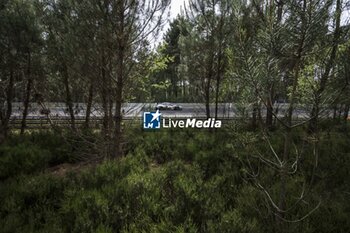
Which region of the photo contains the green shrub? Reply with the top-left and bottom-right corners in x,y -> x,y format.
0,144 -> 52,179
0,174 -> 65,233
0,128 -> 349,232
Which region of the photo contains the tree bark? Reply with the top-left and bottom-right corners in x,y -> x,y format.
114,0 -> 125,158
333,105 -> 338,121
20,52 -> 32,135
100,51 -> 109,135
99,50 -> 114,158
0,63 -> 14,143
252,103 -> 258,129
266,0 -> 284,130
344,104 -> 350,121
266,85 -> 274,129
215,50 -> 222,119
278,62 -> 301,233
277,0 -> 306,228
84,81 -> 94,128
308,0 -> 342,132
214,78 -> 220,119
62,63 -> 75,131
205,54 -> 214,119
205,83 -> 210,119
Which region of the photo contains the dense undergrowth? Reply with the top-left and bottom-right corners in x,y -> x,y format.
0,124 -> 349,233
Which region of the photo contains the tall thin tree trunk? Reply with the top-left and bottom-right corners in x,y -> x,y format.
114,0 -> 125,158
215,52 -> 222,119
278,64 -> 300,233
84,81 -> 94,128
252,104 -> 258,129
309,0 -> 341,132
205,65 -> 211,119
214,77 -> 220,119
0,63 -> 14,143
21,52 -> 32,135
266,0 -> 282,130
205,54 -> 214,119
0,123 -> 5,144
344,104 -> 350,122
172,72 -> 178,100
100,51 -> 113,158
62,63 -> 75,131
333,105 -> 337,121
100,52 -> 109,135
266,83 -> 274,129
115,61 -> 123,158
277,0 -> 306,226
205,83 -> 210,119
182,77 -> 186,101
215,18 -> 224,120
338,105 -> 342,120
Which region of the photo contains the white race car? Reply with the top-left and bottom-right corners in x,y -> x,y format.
155,102 -> 182,110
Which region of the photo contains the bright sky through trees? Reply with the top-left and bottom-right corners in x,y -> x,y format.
157,0 -> 349,46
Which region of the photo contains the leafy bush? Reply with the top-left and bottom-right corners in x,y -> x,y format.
0,174 -> 65,233
0,144 -> 51,179
0,128 -> 349,232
